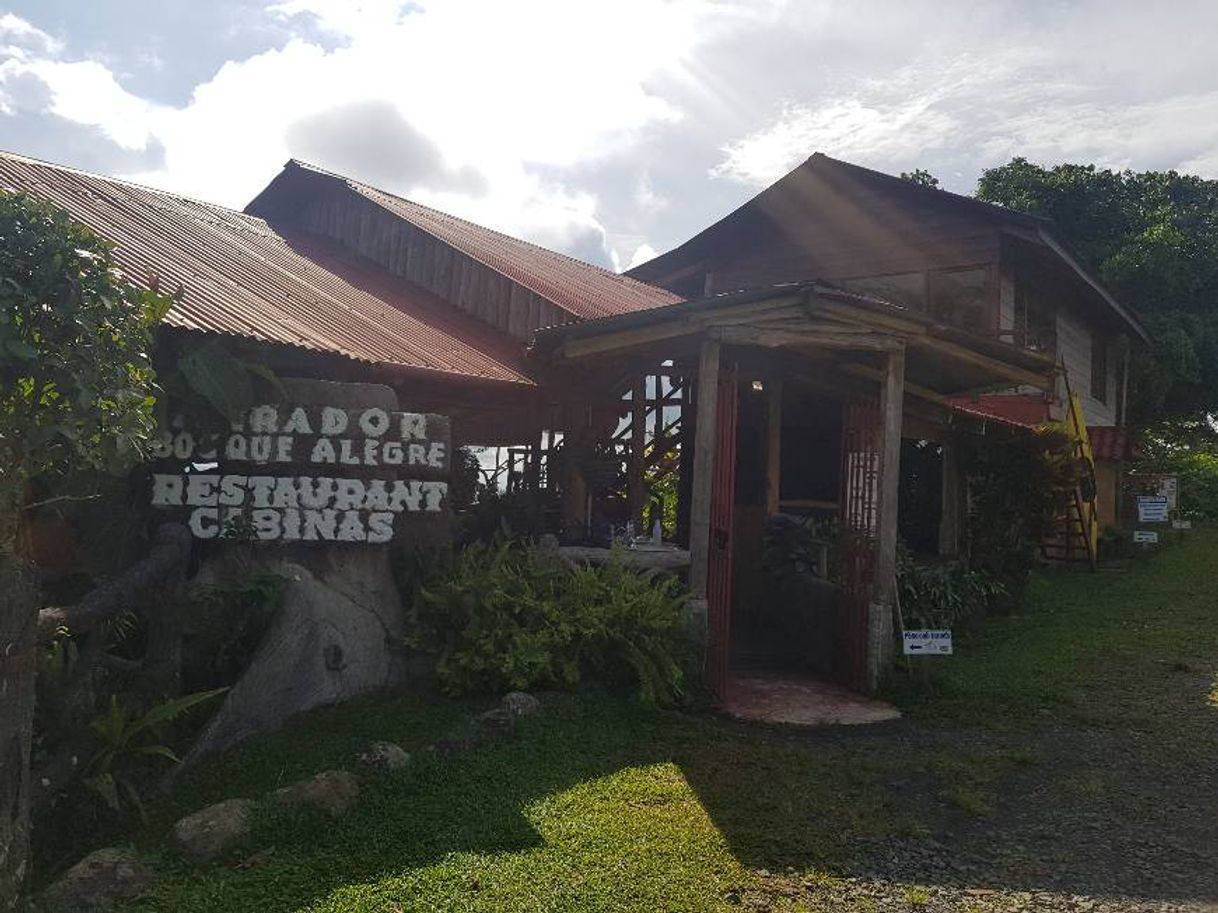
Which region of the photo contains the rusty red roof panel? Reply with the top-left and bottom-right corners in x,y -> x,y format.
0,151 -> 534,386
948,393 -> 1049,428
287,162 -> 683,321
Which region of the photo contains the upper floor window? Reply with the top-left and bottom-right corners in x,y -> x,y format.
1013,280 -> 1057,354
929,267 -> 992,335
837,272 -> 926,312
1091,332 -> 1109,404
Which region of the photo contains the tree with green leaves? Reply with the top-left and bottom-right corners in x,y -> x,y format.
0,191 -> 170,909
976,159 -> 1218,425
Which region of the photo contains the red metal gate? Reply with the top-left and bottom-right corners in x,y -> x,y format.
705,366 -> 739,702
839,396 -> 880,691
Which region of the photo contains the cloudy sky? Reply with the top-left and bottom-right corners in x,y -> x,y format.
2,1 -> 1217,271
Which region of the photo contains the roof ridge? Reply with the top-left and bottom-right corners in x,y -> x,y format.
0,147 -> 265,224
810,152 -> 1051,227
288,158 -> 674,292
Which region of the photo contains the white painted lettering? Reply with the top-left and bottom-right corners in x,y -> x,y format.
320,407 -> 348,435
185,474 -> 220,506
358,408 -> 389,437
366,511 -> 395,543
249,405 -> 278,433
310,438 -> 336,464
281,406 -> 312,435
188,507 -> 220,539
151,474 -> 184,506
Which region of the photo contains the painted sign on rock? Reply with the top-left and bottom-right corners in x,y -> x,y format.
148,403 -> 450,543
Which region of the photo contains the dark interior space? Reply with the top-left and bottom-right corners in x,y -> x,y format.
731,383 -> 843,677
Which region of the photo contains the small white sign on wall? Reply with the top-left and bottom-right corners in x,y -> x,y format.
903,630 -> 953,655
1171,519 -> 1192,530
1133,530 -> 1159,544
1136,496 -> 1170,523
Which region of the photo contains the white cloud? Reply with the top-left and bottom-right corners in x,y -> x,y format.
1,1 -> 734,265
4,0 -> 1218,266
0,13 -> 61,58
19,59 -> 163,150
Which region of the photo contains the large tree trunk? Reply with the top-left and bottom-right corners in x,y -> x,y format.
0,558 -> 37,911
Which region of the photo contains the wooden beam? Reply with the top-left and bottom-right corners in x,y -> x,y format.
938,440 -> 961,557
553,296 -> 804,360
910,335 -> 1052,389
628,377 -> 646,531
687,338 -> 721,607
840,364 -> 952,407
869,344 -> 906,691
814,300 -> 928,335
766,378 -> 782,516
710,326 -> 903,351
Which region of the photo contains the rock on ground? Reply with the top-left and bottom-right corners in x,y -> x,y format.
475,707 -> 516,745
500,692 -> 541,718
272,770 -> 360,817
42,847 -> 155,912
356,741 -> 410,774
172,798 -> 253,865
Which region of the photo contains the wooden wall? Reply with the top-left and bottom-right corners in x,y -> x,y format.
1057,304 -> 1117,426
296,187 -> 571,342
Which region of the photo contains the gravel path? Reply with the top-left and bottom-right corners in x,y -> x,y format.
734,658 -> 1218,913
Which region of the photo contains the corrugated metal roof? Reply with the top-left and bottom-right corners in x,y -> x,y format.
288,161 -> 683,321
0,150 -> 534,386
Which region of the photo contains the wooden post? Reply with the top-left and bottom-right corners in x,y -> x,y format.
687,338 -> 721,609
869,344 -> 905,690
765,378 -> 783,516
0,558 -> 37,909
938,440 -> 960,557
628,377 -> 646,531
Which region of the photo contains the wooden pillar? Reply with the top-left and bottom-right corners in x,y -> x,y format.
675,364 -> 693,546
628,377 -> 646,531
869,345 -> 905,690
687,338 -> 721,607
765,379 -> 783,516
938,440 -> 960,557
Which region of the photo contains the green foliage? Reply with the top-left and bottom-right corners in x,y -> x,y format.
976,159 -> 1218,422
183,574 -> 285,692
456,487 -> 561,545
896,546 -> 1007,629
0,191 -> 172,547
900,168 -> 940,188
409,540 -> 688,704
762,513 -> 837,584
82,688 -> 227,820
958,428 -> 1064,601
1137,420 -> 1218,520
160,337 -> 285,427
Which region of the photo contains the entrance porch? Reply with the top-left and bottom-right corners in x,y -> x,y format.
531,282 -> 1056,700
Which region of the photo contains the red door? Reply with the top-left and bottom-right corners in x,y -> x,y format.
705,366 -> 739,703
839,396 -> 880,691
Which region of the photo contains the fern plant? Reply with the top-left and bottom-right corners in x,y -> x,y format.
409,540 -> 688,705
83,688 -> 226,820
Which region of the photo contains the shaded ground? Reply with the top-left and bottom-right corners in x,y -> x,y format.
88,531 -> 1218,912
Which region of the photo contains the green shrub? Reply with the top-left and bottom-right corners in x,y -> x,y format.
897,548 -> 1007,629
408,540 -> 688,705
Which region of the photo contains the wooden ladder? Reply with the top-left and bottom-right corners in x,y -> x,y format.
1041,370 -> 1099,569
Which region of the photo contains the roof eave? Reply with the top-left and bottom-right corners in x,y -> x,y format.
1033,228 -> 1151,345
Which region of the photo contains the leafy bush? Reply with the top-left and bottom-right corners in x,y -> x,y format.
82,688 -> 226,820
1138,422 -> 1218,520
408,540 -> 688,704
897,547 -> 1007,629
958,427 -> 1064,601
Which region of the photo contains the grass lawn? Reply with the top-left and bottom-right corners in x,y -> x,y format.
75,531 -> 1218,911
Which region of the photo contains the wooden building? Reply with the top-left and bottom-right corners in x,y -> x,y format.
1,148 -> 1148,698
